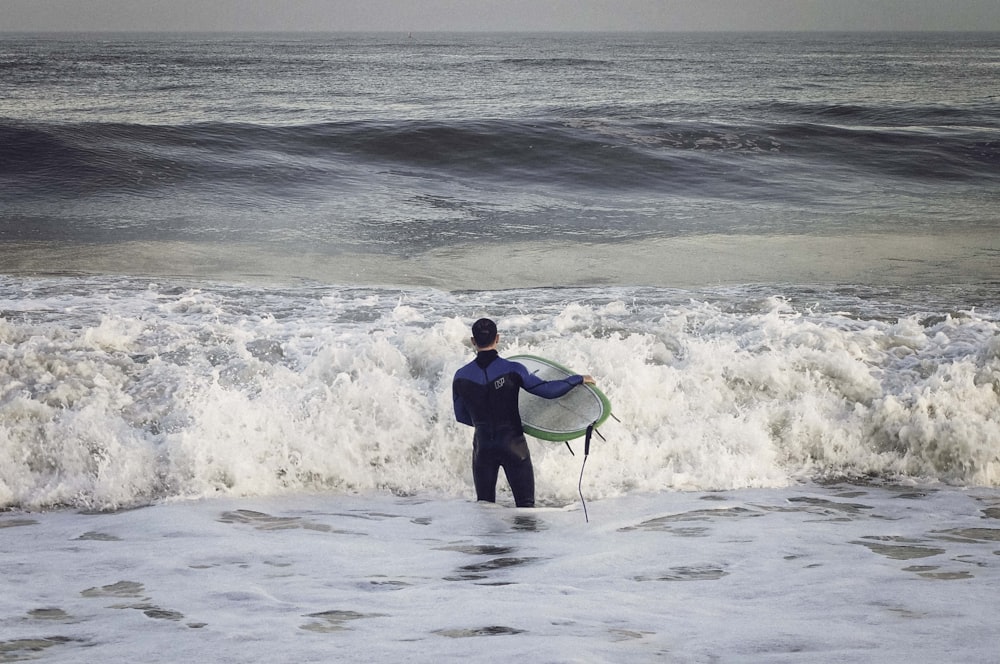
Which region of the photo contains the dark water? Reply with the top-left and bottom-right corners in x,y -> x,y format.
1,32 -> 998,284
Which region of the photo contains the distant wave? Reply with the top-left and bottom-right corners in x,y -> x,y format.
760,100 -> 997,127
499,57 -> 612,67
2,117 -> 997,202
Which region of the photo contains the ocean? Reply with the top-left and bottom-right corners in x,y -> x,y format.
1,31 -> 999,662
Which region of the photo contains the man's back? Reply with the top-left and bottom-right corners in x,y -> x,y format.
452,350 -> 526,445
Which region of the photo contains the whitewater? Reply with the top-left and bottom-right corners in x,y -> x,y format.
1,279 -> 999,509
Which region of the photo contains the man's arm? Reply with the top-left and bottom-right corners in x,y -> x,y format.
517,364 -> 585,399
452,381 -> 474,426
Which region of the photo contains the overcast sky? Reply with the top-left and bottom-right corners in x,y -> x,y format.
3,0 -> 1000,33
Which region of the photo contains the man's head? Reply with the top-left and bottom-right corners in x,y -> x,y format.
471,318 -> 498,349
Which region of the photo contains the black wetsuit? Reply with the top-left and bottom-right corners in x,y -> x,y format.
452,350 -> 583,507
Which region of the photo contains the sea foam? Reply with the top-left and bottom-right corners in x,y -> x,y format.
2,279 -> 998,510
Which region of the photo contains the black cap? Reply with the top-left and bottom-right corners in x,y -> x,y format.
471,318 -> 498,348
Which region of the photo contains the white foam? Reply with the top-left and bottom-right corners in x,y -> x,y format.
1,279 -> 999,510
1,486 -> 998,663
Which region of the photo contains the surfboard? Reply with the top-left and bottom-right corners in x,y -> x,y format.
508,354 -> 612,442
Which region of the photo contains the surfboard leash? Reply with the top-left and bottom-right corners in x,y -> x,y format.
576,416 -> 619,522
566,424 -> 607,456
579,423 -> 595,522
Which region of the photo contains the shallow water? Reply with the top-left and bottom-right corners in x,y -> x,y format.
2,485 -> 999,663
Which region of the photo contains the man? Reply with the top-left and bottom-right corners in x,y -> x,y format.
452,318 -> 594,507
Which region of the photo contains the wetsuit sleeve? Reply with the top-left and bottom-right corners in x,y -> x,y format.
516,363 -> 584,399
452,378 -> 474,426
